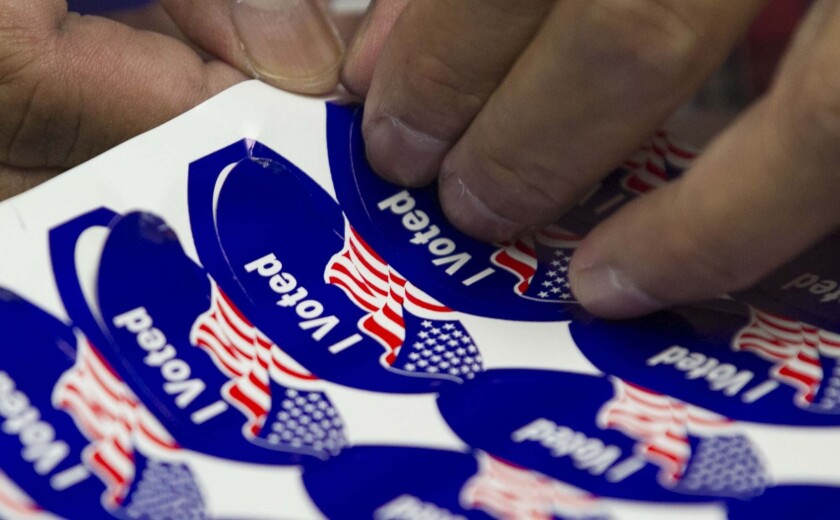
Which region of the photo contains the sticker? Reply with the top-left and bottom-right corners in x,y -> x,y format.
570,301 -> 840,424
734,233 -> 840,334
325,104 -> 581,322
558,131 -> 695,235
437,369 -> 768,503
303,446 -> 610,520
0,288 -> 207,519
50,209 -> 348,464
188,141 -> 483,393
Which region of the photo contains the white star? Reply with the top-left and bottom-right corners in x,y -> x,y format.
538,291 -> 549,298
434,345 -> 446,352
417,360 -> 429,368
431,355 -> 442,363
413,342 -> 425,349
559,266 -> 569,273
461,337 -> 472,344
440,361 -> 450,369
418,331 -> 429,339
452,331 -> 463,338
547,270 -> 558,278
443,323 -> 456,330
428,367 -> 440,373
455,348 -> 466,356
404,363 -> 416,371
430,327 -> 441,335
448,340 -> 459,347
409,353 -> 420,361
560,292 -> 571,299
550,287 -> 561,294
542,280 -> 554,287
554,249 -> 563,257
439,333 -> 451,341
551,260 -> 561,267
449,368 -> 460,375
426,338 -> 437,345
422,320 -> 433,328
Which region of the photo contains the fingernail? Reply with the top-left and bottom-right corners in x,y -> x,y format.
364,115 -> 449,186
570,264 -> 666,319
438,168 -> 525,242
232,0 -> 343,94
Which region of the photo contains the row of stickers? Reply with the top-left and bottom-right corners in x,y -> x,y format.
2,88 -> 839,519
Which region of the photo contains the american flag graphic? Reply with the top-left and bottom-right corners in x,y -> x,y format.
461,452 -> 604,520
325,223 -> 482,382
621,131 -> 696,195
52,341 -> 178,507
598,379 -> 767,498
733,308 -> 840,409
191,284 -> 347,457
490,225 -> 580,303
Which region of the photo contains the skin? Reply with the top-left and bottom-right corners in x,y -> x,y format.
0,0 -> 346,198
343,0 -> 840,319
4,0 -> 839,321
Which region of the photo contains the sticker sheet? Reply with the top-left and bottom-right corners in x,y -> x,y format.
0,80 -> 838,520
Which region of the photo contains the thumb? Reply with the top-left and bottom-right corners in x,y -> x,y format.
569,0 -> 840,318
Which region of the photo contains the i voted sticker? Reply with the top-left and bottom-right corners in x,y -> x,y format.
0,288 -> 207,519
50,209 -> 349,465
325,104 -> 582,322
188,140 -> 483,393
437,369 -> 768,503
559,131 -> 695,235
303,446 -> 609,520
735,233 -> 840,334
570,302 -> 840,425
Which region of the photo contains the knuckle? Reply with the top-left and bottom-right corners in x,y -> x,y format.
398,47 -> 486,137
790,62 -> 840,159
465,138 -> 584,225
582,0 -> 704,92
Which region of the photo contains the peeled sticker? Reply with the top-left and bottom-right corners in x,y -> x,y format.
324,104 -> 581,322
50,209 -> 348,465
188,140 -> 485,393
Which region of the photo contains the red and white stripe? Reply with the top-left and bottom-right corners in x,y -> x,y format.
734,309 -> 840,405
490,225 -> 581,296
622,131 -> 696,194
598,379 -> 730,485
191,285 -> 316,437
53,341 -> 177,507
0,471 -> 48,518
461,452 -> 601,520
325,223 -> 452,365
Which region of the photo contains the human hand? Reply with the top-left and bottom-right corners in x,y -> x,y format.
0,0 -> 344,199
342,0 -> 840,319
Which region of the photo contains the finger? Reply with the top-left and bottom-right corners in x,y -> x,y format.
569,0 -> 840,318
360,0 -> 557,186
341,0 -> 411,97
0,165 -> 60,201
160,0 -> 343,94
438,0 -> 767,242
0,0 -> 244,170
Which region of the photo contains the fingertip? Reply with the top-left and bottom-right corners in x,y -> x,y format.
438,166 -> 526,243
569,251 -> 667,319
362,114 -> 448,187
231,0 -> 344,95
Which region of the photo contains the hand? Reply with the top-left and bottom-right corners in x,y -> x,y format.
343,0 -> 840,318
0,0 -> 344,199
